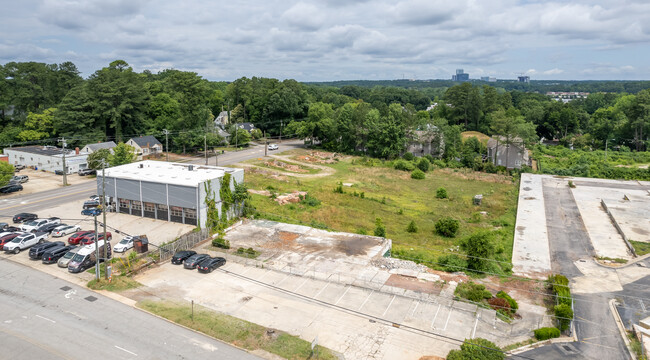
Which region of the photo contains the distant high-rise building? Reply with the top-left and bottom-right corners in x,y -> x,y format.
452,69 -> 469,81
518,76 -> 530,83
481,76 -> 497,82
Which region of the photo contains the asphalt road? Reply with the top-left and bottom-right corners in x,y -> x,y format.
0,257 -> 259,360
185,139 -> 305,166
516,180 -> 628,360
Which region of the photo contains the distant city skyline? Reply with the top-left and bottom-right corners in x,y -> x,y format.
1,0 -> 649,81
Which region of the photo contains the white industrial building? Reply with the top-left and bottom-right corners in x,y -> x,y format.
3,145 -> 89,173
97,161 -> 244,227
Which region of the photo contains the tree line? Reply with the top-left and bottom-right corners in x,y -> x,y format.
1,60 -> 648,158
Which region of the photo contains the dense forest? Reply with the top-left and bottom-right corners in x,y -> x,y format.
1,60 -> 649,163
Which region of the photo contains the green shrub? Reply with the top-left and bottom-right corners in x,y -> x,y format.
433,159 -> 446,168
534,327 -> 561,340
374,217 -> 386,237
468,212 -> 482,223
454,282 -> 492,302
417,157 -> 430,172
212,237 -> 230,249
436,187 -> 448,199
424,154 -> 435,164
435,217 -> 459,237
357,228 -> 367,235
300,194 -> 321,206
496,291 -> 518,312
406,220 -> 418,233
402,152 -> 415,161
549,274 -> 572,306
394,159 -> 415,171
411,169 -> 425,179
360,192 -> 365,198
554,303 -> 573,331
237,247 -> 245,254
446,338 -> 504,360
438,254 -> 467,272
246,247 -> 256,255
333,182 -> 344,193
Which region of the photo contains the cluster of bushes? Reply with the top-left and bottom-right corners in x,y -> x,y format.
549,274 -> 574,331
534,327 -> 561,341
455,282 -> 492,302
435,217 -> 459,237
446,338 -> 504,360
454,282 -> 519,319
212,237 -> 230,249
436,187 -> 448,199
299,194 -> 321,206
236,247 -> 259,258
438,254 -> 468,272
394,154 -> 433,179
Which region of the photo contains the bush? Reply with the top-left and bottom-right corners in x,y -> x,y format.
402,152 -> 415,161
212,237 -> 230,249
534,327 -> 561,340
482,161 -> 497,173
460,231 -> 496,272
417,157 -> 430,172
454,282 -> 492,302
433,159 -> 446,168
411,169 -> 425,179
394,159 -> 415,171
374,217 -> 386,237
436,187 -> 448,199
438,254 -> 468,272
333,181 -> 344,193
446,338 -> 504,360
554,303 -> 573,331
300,194 -> 321,206
424,154 -> 435,164
496,291 -> 518,312
406,220 -> 418,233
549,274 -> 572,306
435,217 -> 459,237
488,297 -> 510,313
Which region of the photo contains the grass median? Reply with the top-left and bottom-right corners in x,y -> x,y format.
139,300 -> 337,360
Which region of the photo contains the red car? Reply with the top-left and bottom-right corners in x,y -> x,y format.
68,230 -> 94,245
80,231 -> 112,245
0,233 -> 22,250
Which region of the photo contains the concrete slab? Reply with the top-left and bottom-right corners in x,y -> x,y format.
513,173 -> 552,278
571,260 -> 624,294
604,190 -> 650,243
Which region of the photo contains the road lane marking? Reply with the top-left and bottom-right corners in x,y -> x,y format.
64,290 -> 77,299
35,315 -> 56,323
443,306 -> 452,331
579,340 -> 619,350
382,295 -> 396,317
0,188 -> 93,212
115,345 -> 138,356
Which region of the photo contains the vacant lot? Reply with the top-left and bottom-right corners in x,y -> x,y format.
242,149 -> 518,269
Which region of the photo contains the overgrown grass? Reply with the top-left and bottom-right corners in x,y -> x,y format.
631,241 -> 650,256
87,276 -> 141,292
597,256 -> 628,264
249,159 -> 322,174
139,300 -> 337,360
244,149 -> 518,271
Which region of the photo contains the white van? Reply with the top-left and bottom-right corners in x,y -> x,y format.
67,240 -> 111,273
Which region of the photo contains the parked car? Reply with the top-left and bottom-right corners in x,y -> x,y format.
11,175 -> 28,183
14,165 -> 25,171
29,241 -> 65,260
4,226 -> 21,232
268,144 -> 279,150
0,222 -> 8,230
171,250 -> 197,265
0,184 -> 23,193
0,233 -> 23,249
52,225 -> 81,237
78,168 -> 96,176
81,208 -> 102,216
80,231 -> 112,245
34,222 -> 66,234
68,240 -> 111,273
68,230 -> 94,245
113,236 -> 136,253
83,200 -> 100,209
54,170 -> 64,175
197,257 -> 226,273
58,247 -> 82,268
42,245 -> 76,264
21,218 -> 60,232
3,232 -> 48,254
183,254 -> 210,269
13,213 -> 37,223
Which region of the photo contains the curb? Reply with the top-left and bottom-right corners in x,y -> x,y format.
507,335 -> 577,355
609,298 -> 636,360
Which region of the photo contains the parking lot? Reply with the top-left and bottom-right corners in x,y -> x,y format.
1,168 -> 95,197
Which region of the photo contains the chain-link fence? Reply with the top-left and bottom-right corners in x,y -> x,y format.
159,228 -> 210,261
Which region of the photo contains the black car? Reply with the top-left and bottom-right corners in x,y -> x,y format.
29,241 -> 65,260
183,254 -> 210,269
13,213 -> 37,223
83,200 -> 100,209
78,168 -> 96,176
4,226 -> 21,232
42,245 -> 76,264
0,222 -> 8,230
0,184 -> 23,193
35,222 -> 66,234
171,250 -> 197,265
54,170 -> 64,175
197,257 -> 226,273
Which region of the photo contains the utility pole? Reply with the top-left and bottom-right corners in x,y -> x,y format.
264,131 -> 268,157
59,137 -> 68,186
101,160 -> 108,280
215,149 -> 218,166
280,120 -> 283,143
94,212 -> 99,281
163,129 -> 170,162
204,134 -> 207,165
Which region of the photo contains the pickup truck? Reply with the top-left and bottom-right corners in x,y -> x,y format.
3,232 -> 49,254
20,217 -> 61,232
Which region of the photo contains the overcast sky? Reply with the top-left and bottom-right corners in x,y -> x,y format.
1,0 -> 649,81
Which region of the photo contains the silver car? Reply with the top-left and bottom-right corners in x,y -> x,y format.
57,247 -> 82,268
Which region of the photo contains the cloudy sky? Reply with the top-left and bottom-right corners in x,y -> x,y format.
1,0 -> 649,81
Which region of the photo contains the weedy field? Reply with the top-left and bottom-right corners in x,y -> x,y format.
242,149 -> 519,273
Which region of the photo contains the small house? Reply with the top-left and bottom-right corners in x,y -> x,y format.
487,136 -> 530,169
81,141 -> 117,154
127,136 -> 163,160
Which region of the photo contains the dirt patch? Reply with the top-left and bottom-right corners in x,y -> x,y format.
278,231 -> 299,243
274,191 -> 308,205
265,160 -> 308,173
384,274 -> 442,294
480,276 -> 551,305
419,356 -> 445,360
261,231 -> 300,250
294,151 -> 342,164
334,236 -> 377,256
438,168 -> 512,184
249,189 -> 271,196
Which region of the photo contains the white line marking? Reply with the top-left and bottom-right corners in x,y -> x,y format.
382,295 -> 396,317
35,315 -> 55,323
64,290 -> 76,299
335,286 -> 351,305
471,313 -> 480,338
431,304 -> 441,329
115,345 -> 138,356
443,306 -> 452,331
640,299 -> 647,312
257,269 -> 272,281
358,290 -> 374,311
294,278 -> 309,292
410,301 -> 420,318
313,281 -> 331,299
275,274 -> 289,287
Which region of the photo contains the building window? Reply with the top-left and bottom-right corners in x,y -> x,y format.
184,208 -> 196,219
119,199 -> 130,208
144,202 -> 155,212
170,207 -> 182,217
132,201 -> 142,211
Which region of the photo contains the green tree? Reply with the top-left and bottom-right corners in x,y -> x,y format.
87,148 -> 111,170
554,303 -> 574,331
374,217 -> 386,237
24,107 -> 56,136
0,162 -> 15,187
109,143 -> 136,166
446,338 -> 504,360
366,103 -> 407,159
460,231 -> 496,272
490,108 -> 536,167
230,128 -> 252,147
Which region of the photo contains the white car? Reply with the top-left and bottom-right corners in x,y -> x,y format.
20,217 -> 60,232
3,232 -> 48,254
52,225 -> 81,237
113,236 -> 135,253
268,144 -> 278,150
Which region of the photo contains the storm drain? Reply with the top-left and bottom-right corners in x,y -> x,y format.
85,296 -> 98,302
558,343 -> 578,355
60,286 -> 72,291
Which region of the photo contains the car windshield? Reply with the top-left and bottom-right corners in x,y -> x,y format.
10,237 -> 23,243
71,254 -> 85,262
119,239 -> 130,245
62,251 -> 75,259
24,220 -> 36,226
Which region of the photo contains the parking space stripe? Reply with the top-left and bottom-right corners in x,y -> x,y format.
471,313 -> 479,338
294,278 -> 309,292
443,306 -> 452,331
431,304 -> 441,329
313,281 -> 331,299
275,274 -> 289,286
335,285 -> 351,305
358,290 -> 374,311
256,269 -> 272,281
410,301 -> 420,318
381,295 -> 396,317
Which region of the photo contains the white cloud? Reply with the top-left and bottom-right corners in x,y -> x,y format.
543,68 -> 564,75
